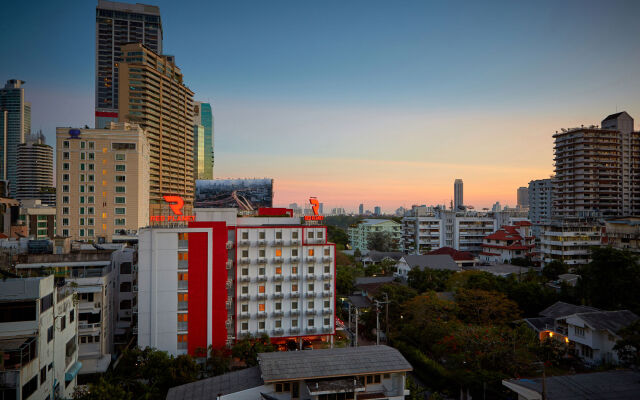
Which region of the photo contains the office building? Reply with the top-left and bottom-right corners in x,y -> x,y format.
454,179 -> 463,210
348,219 -> 403,252
552,112 -> 640,220
95,0 -> 162,128
517,186 -> 529,208
167,346 -> 412,400
358,203 -> 364,215
374,206 -> 381,216
0,79 -> 31,197
0,276 -> 79,400
18,199 -> 56,239
193,102 -> 214,179
118,42 -> 195,209
55,122 -> 150,242
15,243 -> 126,375
16,131 -> 55,206
528,178 -> 553,237
138,207 -> 336,356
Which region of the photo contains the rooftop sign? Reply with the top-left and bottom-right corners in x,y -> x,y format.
304,197 -> 324,221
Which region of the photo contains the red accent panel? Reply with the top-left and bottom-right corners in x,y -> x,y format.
189,221 -> 229,352
187,229 -> 208,355
95,111 -> 118,118
258,207 -> 293,217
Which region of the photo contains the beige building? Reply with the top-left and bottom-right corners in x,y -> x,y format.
56,122 -> 149,242
118,42 -> 195,213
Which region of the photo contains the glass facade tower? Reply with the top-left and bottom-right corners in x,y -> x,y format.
0,79 -> 31,197
193,102 -> 214,179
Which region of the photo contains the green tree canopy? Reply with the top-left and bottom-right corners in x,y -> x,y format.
367,231 -> 395,252
542,260 -> 568,281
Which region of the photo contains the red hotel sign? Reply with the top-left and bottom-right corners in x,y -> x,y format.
150,195 -> 195,222
304,197 -> 324,221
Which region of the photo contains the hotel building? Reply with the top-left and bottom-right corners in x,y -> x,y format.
138,208 -> 336,356
55,122 -> 150,242
118,42 -> 195,210
95,0 -> 162,128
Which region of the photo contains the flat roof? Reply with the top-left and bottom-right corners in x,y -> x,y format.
258,345 -> 412,383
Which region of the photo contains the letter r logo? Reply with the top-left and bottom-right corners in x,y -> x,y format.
309,197 -> 319,216
163,195 -> 184,215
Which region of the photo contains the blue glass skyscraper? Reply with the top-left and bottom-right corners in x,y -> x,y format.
193,101 -> 214,179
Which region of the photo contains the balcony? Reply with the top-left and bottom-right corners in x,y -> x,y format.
226,241 -> 234,250
322,290 -> 333,297
239,258 -> 250,265
178,301 -> 188,311
177,321 -> 188,332
78,322 -> 101,331
0,337 -> 37,371
239,312 -> 251,319
291,256 -> 299,263
322,273 -> 332,279
178,280 -> 188,290
290,239 -> 300,246
322,308 -> 333,315
239,275 -> 250,282
305,292 -> 317,298
272,257 -> 284,264
272,292 -> 284,299
258,258 -> 267,264
273,239 -> 283,246
239,293 -> 250,301
271,310 -> 284,317
290,309 -> 300,316
306,257 -> 316,263
322,256 -> 332,262
273,328 -> 284,335
257,275 -> 268,282
226,260 -> 233,270
178,240 -> 188,249
238,239 -> 250,247
290,292 -> 301,298
272,275 -> 284,282
305,274 -> 316,281
305,309 -> 317,316
257,311 -> 267,318
178,260 -> 188,270
258,239 -> 267,246
306,327 -> 317,333
290,327 -> 300,334
257,292 -> 267,300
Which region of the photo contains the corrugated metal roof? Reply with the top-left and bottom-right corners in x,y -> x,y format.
166,367 -> 263,400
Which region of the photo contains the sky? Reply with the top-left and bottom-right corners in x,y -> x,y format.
2,0 -> 640,212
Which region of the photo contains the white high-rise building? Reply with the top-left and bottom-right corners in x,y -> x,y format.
528,178 -> 553,237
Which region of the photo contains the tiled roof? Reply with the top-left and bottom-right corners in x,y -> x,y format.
538,301 -> 599,318
401,254 -> 460,271
258,345 -> 412,382
427,247 -> 474,261
166,367 -> 263,400
576,310 -> 639,334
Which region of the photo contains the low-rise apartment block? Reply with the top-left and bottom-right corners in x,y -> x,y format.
0,276 -> 79,400
539,223 -> 602,267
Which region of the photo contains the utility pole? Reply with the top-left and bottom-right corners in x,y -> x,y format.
375,301 -> 380,345
384,292 -> 389,343
354,307 -> 359,347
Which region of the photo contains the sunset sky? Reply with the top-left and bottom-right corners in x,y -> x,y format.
3,0 -> 640,212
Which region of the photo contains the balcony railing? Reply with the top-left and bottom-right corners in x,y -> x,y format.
78,322 -> 101,330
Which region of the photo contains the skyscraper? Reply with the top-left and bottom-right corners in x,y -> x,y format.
0,79 -> 30,197
374,206 -> 381,216
358,203 -> 364,215
16,131 -> 55,206
517,187 -> 529,208
95,0 -> 162,128
118,42 -> 195,210
552,112 -> 640,220
454,179 -> 463,210
193,102 -> 214,179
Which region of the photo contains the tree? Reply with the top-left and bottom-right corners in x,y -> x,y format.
511,257 -> 533,267
327,225 -> 349,248
336,265 -> 356,295
367,231 -> 395,252
455,288 -> 521,325
203,346 -> 232,377
73,378 -> 132,400
577,247 -> 640,314
614,319 -> 640,367
408,268 -> 455,293
542,260 -> 568,281
354,248 -> 362,259
231,334 -> 275,366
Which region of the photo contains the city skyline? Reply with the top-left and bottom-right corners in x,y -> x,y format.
3,0 -> 640,209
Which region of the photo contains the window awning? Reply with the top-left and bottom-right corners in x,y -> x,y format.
65,361 -> 83,381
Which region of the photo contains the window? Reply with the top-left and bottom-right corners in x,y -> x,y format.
40,293 -> 53,313
292,301 -> 298,310
40,366 -> 47,384
292,319 -> 298,327
63,174 -> 69,182
241,304 -> 248,312
88,185 -> 94,193
88,152 -> 95,160
62,207 -> 69,215
116,186 -> 126,193
292,231 -> 299,239
88,196 -> 94,204
115,207 -> 126,215
292,284 -> 298,292
308,249 -> 314,256
63,162 -> 70,170
259,267 -> 265,275
324,300 -> 330,308
259,321 -> 265,330
259,231 -> 265,239
62,196 -> 69,204
88,163 -> 95,171
22,375 -> 38,399
178,232 -> 188,240
89,142 -> 95,149
241,268 -> 248,276
275,383 -> 290,392
241,250 -> 248,257
112,143 -> 136,150
80,142 -> 86,149
575,326 -> 585,337
115,218 -> 126,225
308,231 -> 314,239
275,284 -> 282,293
259,285 -> 265,293
324,265 -> 330,273
275,267 -> 282,275
80,185 -> 85,193
88,218 -> 94,225
63,185 -> 69,193
308,319 -> 315,327
308,301 -> 314,309
308,283 -> 314,291
0,301 -> 36,322
317,231 -> 323,238
242,231 -> 248,239
116,164 -> 126,172
241,322 -> 248,331
88,207 -> 94,215
70,309 -> 75,323
115,175 -> 126,182
259,249 -> 265,257
292,266 -> 298,274
275,249 -> 282,257
275,320 -> 282,328
47,325 -> 54,342
63,141 -> 69,149
324,282 -> 331,291
276,231 -> 282,239
275,302 -> 282,310
115,153 -> 125,161
324,318 -> 330,326
292,249 -> 298,257
61,315 -> 66,331
259,304 -> 265,312
308,266 -> 314,274
324,248 -> 330,256
241,286 -> 248,294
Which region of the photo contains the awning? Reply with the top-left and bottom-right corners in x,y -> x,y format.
65,361 -> 83,381
75,285 -> 103,294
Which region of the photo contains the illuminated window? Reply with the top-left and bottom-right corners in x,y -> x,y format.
177,334 -> 187,342
292,266 -> 298,274
178,233 -> 188,240
102,159 -> 107,165
178,314 -> 188,322
102,224 -> 106,231
178,253 -> 188,261
102,147 -> 107,153
275,249 -> 282,257
178,293 -> 188,302
179,273 -> 188,281
259,304 -> 265,312
102,212 -> 107,218
275,267 -> 282,275
259,285 -> 265,293
308,249 -> 314,256
102,169 -> 107,175
102,180 -> 107,186
292,284 -> 298,292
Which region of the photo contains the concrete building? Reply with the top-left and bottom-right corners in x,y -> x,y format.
193,102 -> 214,180
373,206 -> 381,216
55,122 -> 150,242
358,203 -> 364,215
517,186 -> 529,208
454,179 -> 463,210
402,209 -> 496,254
18,199 -> 56,240
138,207 -> 336,357
0,79 -> 31,197
16,131 -> 55,207
15,245 -> 122,375
539,223 -> 602,267
167,346 -> 412,400
528,178 -> 553,237
95,0 -> 162,128
348,219 -> 402,252
118,42 -> 195,210
0,276 -> 79,400
604,217 -> 640,254
480,221 -> 535,264
552,112 -> 640,220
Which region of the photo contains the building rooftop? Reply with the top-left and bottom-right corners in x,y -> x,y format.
166,367 -> 263,400
258,345 -> 412,383
574,310 -> 639,335
348,295 -> 372,308
401,254 -> 460,271
427,247 -> 474,261
504,370 -> 640,400
472,264 -> 529,277
538,301 -> 600,319
362,251 -> 404,263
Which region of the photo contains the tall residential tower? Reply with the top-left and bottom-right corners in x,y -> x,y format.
95,0 -> 162,128
0,79 -> 31,197
16,131 -> 55,206
454,179 -> 463,210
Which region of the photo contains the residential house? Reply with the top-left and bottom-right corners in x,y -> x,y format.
426,247 -> 476,268
479,222 -> 535,264
395,254 -> 460,279
167,345 -> 412,400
